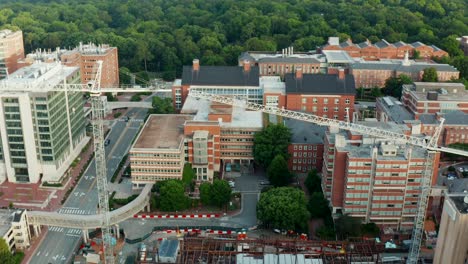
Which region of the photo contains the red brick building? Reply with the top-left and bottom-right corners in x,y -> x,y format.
351,59 -> 459,88
61,43 -> 119,88
0,30 -> 24,78
130,96 -> 262,188
173,59 -> 260,110
285,68 -> 356,121
322,121 -> 440,230
285,119 -> 325,173
239,48 -> 323,77
322,37 -> 448,59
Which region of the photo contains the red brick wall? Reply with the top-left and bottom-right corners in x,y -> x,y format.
331,150 -> 347,208
286,94 -> 354,121
287,143 -> 324,173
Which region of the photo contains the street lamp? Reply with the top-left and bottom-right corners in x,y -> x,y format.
349,243 -> 354,264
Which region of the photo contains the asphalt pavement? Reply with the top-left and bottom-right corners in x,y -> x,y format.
31,107 -> 148,264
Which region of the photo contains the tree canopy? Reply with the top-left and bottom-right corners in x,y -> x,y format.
383,74 -> 413,98
304,169 -> 321,194
253,124 -> 291,168
158,179 -> 189,211
267,154 -> 293,187
422,67 -> 439,82
0,0 -> 465,79
150,97 -> 174,114
198,180 -> 232,208
257,187 -> 309,232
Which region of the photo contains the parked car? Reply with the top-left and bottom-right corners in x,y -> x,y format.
228,180 -> 235,188
458,167 -> 464,172
104,139 -> 111,146
273,229 -> 281,234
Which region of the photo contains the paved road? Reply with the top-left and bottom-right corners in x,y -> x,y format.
31,107 -> 148,264
120,168 -> 267,240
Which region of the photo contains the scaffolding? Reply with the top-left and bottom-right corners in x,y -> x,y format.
179,237 -> 384,264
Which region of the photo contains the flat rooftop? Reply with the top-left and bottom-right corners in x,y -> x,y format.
133,114 -> 193,149
0,209 -> 24,237
449,195 -> 468,214
260,76 -> 285,94
0,62 -> 78,92
181,96 -> 263,129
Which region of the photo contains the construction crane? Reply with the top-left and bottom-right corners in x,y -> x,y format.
187,90 -> 468,264
1,61 -> 159,263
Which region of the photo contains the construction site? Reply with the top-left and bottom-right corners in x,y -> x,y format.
134,234 -> 386,264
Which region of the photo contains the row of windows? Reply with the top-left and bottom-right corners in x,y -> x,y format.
220,145 -> 253,149
293,145 -> 318,151
292,165 -> 313,171
371,211 -> 401,216
131,153 -> 181,158
373,196 -> 404,201
293,152 -> 318,158
345,193 -> 369,198
220,152 -> 251,157
372,204 -> 403,208
132,161 -> 181,166
133,168 -> 181,173
347,177 -> 371,183
292,159 -> 317,164
134,176 -> 180,181
301,98 -> 351,104
375,180 -> 406,185
220,138 -> 254,142
221,131 -> 255,135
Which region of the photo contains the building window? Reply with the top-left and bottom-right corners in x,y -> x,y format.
294,145 -> 297,150
324,98 -> 328,104
313,98 -> 317,103
323,107 -> 328,112
334,115 -> 338,119
334,107 -> 339,112
301,105 -> 306,111
335,98 -> 339,104
312,106 -> 317,112
302,98 -> 307,104
345,98 -> 350,104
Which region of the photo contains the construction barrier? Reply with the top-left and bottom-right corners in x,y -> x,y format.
133,214 -> 220,219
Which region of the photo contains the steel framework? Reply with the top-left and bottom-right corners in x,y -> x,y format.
180,237 -> 383,264
187,90 -> 468,264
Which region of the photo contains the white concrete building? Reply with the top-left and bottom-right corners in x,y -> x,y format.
0,209 -> 31,252
0,62 -> 88,183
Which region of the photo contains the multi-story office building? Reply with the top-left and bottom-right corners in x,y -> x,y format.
284,68 -> 356,121
18,43 -> 120,88
433,195 -> 468,264
130,115 -> 193,189
0,30 -> 25,78
285,119 -> 326,174
0,209 -> 31,252
377,96 -> 468,146
61,42 -> 119,88
402,82 -> 468,116
239,47 -> 322,77
0,62 -> 87,183
130,96 -> 262,188
322,120 -> 440,230
322,37 -> 448,59
172,59 -> 260,110
350,55 -> 459,88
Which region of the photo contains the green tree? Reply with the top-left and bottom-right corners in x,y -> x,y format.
412,49 -> 420,59
253,124 -> 292,168
211,179 -> 232,208
316,225 -> 336,240
361,223 -> 380,237
150,97 -> 174,114
335,214 -> 362,240
257,187 -> 309,232
182,163 -> 195,185
0,238 -> 14,264
304,169 -> 321,194
267,155 -> 293,187
105,92 -> 117,102
199,182 -> 212,205
307,192 -> 330,218
422,67 -> 439,82
158,180 -> 189,211
383,74 -> 413,98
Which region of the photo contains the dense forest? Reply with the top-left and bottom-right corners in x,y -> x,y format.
0,0 -> 467,80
